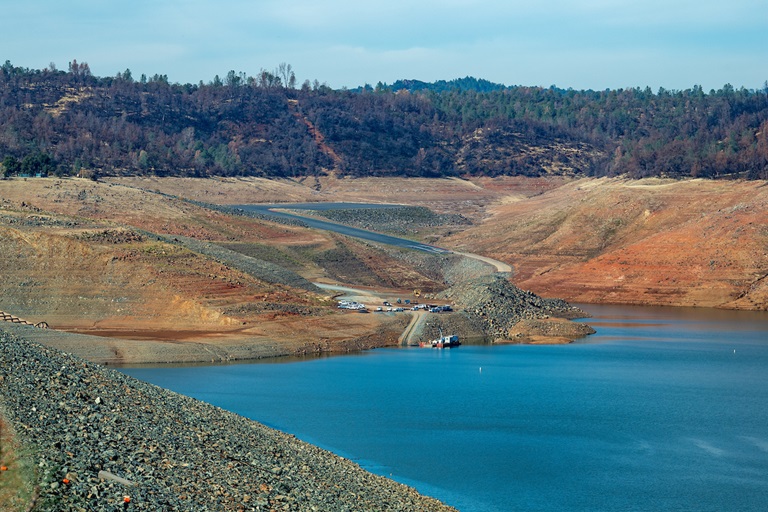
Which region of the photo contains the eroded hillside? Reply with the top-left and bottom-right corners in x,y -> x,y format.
445,178 -> 768,309
102,175 -> 768,310
0,178 -> 442,362
3,175 -> 765,365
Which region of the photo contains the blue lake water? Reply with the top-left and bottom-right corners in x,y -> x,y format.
121,304 -> 768,511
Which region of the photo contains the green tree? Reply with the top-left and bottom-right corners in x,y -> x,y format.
225,70 -> 245,87
2,155 -> 21,176
21,152 -> 55,176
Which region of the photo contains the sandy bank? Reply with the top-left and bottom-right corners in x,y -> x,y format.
0,319 -> 409,366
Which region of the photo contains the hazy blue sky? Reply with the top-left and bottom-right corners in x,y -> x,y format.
4,0 -> 766,91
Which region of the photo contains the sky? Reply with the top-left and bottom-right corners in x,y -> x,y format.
3,0 -> 766,91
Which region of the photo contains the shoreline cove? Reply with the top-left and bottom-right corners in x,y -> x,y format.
122,304 -> 768,512
0,329 -> 456,511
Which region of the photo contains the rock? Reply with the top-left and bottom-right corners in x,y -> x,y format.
507,317 -> 596,342
435,274 -> 592,342
0,330 -> 456,511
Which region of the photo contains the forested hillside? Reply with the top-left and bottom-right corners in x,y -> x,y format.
2,60 -> 767,180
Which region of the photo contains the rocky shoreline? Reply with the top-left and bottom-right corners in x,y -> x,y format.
434,274 -> 593,342
0,329 -> 456,511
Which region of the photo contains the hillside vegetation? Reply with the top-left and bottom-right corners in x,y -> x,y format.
2,61 -> 767,181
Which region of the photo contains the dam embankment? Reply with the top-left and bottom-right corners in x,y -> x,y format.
0,329 -> 455,511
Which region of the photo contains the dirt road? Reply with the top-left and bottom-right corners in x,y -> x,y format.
452,251 -> 513,274
398,310 -> 426,346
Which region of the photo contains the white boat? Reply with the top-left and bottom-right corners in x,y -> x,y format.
420,334 -> 460,349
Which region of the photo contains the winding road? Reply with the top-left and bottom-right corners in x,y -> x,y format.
236,203 -> 512,273
236,203 -> 450,255
240,202 -> 513,346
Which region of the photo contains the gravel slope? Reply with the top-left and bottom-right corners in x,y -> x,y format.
0,329 -> 456,511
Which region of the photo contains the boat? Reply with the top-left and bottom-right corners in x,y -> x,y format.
420,334 -> 460,349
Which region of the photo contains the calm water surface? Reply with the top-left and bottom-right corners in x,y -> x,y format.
122,304 -> 768,511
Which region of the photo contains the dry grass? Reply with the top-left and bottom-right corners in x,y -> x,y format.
0,411 -> 37,512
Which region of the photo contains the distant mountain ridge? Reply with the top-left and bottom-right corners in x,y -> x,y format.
1,61 -> 767,180
385,77 -> 508,93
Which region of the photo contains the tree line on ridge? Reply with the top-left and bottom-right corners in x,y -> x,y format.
2,60 -> 767,180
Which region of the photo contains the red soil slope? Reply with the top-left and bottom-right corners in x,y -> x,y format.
446,178 -> 768,309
